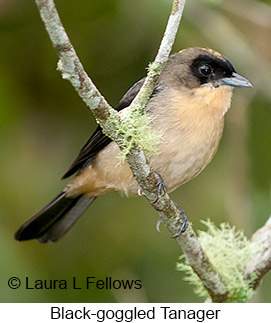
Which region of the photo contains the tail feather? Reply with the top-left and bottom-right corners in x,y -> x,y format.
14,192 -> 95,243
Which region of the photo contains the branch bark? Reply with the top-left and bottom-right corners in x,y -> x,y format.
244,217 -> 271,290
35,0 -> 230,302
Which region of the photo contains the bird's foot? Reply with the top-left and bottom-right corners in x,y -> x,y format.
137,186 -> 144,197
172,202 -> 188,237
152,171 -> 166,204
156,217 -> 163,232
156,203 -> 188,237
137,171 -> 166,202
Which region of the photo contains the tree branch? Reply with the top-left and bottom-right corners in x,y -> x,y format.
128,0 -> 186,113
244,217 -> 271,290
34,0 -> 228,302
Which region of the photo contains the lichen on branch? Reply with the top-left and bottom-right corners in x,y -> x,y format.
177,220 -> 263,302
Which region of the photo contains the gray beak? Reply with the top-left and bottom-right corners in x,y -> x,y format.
217,72 -> 253,88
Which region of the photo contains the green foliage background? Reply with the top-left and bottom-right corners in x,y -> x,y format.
0,0 -> 270,302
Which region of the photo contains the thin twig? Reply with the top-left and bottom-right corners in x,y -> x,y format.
34,0 -> 228,302
129,0 -> 186,112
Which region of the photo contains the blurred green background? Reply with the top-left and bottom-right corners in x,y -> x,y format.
0,0 -> 270,302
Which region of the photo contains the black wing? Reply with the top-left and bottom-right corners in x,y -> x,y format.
62,78 -> 146,179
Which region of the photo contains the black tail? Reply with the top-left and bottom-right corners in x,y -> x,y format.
15,192 -> 95,243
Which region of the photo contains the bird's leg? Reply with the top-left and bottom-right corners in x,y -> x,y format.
152,171 -> 166,203
137,171 -> 187,235
156,202 -> 188,236
152,172 -> 187,235
172,202 -> 188,237
152,171 -> 167,233
137,171 -> 166,200
138,171 -> 189,235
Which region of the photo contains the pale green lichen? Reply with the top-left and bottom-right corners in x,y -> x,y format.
108,107 -> 162,162
100,61 -> 163,160
148,61 -> 163,76
119,109 -> 162,161
177,220 -> 262,302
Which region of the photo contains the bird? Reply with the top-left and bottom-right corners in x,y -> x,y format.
15,47 -> 252,243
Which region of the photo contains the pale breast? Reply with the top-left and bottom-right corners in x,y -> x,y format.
150,118 -> 224,193
146,86 -> 229,193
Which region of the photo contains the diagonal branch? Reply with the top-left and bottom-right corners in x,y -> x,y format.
244,217 -> 271,290
129,0 -> 186,113
34,0 -> 228,302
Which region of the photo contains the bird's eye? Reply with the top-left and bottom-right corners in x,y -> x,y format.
199,64 -> 212,76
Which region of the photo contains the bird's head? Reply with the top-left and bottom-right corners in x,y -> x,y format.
162,47 -> 252,90
158,48 -> 252,117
